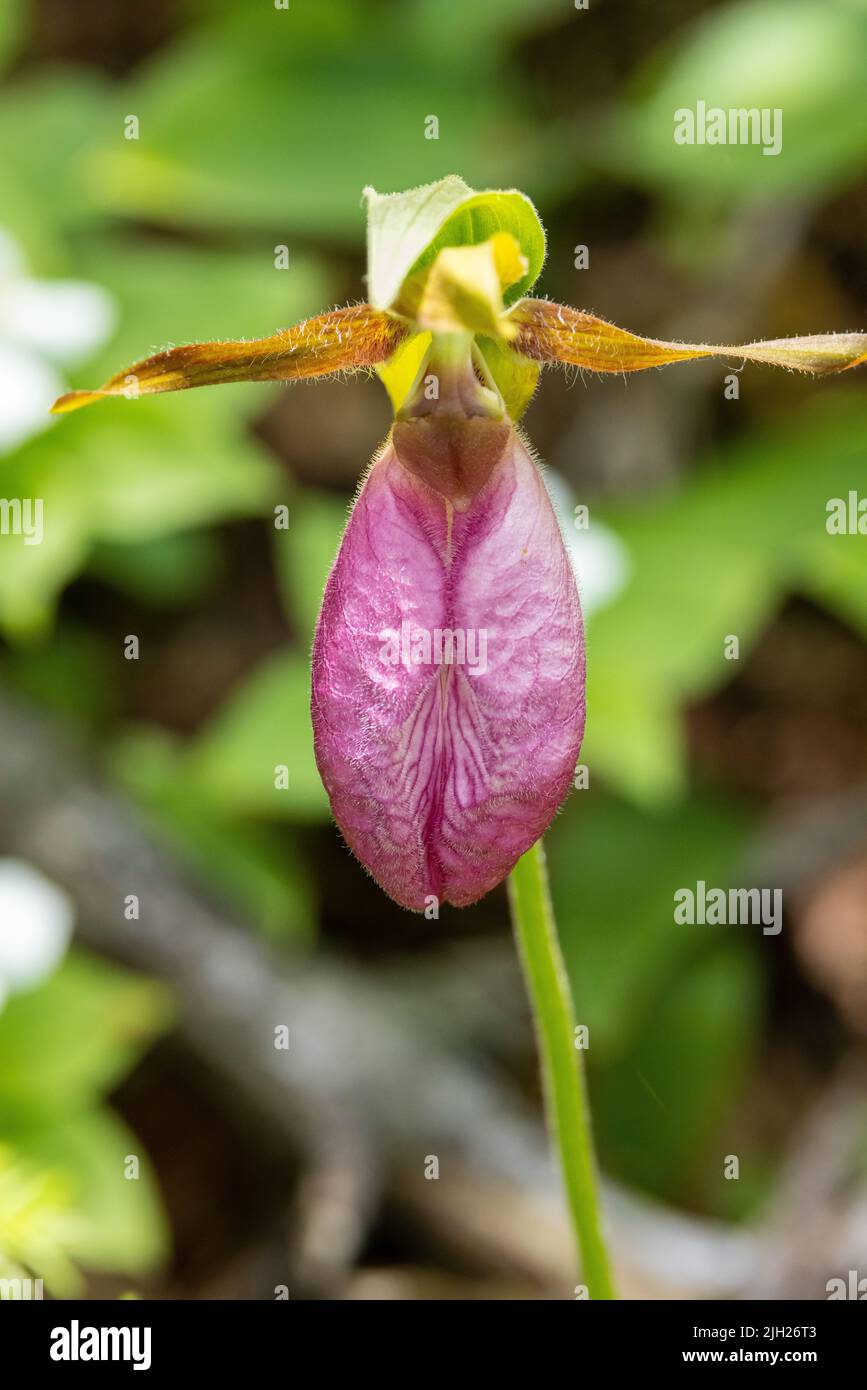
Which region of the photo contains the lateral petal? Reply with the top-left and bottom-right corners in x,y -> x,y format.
511,298 -> 867,375
50,304 -> 406,413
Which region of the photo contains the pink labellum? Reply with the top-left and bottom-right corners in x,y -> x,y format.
311,418 -> 585,910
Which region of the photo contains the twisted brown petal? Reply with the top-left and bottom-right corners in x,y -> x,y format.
511,299 -> 867,376
50,304 -> 407,413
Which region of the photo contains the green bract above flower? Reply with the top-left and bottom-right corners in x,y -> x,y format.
366,175 -> 545,414
50,174 -> 866,420
363,174 -> 546,314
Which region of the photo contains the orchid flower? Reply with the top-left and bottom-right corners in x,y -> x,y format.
52,176 -> 866,910
51,175 -> 866,1298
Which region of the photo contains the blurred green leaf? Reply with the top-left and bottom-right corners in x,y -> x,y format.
0,1142 -> 81,1295
110,724 -> 317,944
183,651 -> 329,821
799,525 -> 867,640
13,1111 -> 169,1277
549,790 -> 752,1060
0,453 -> 89,638
69,399 -> 277,542
0,951 -> 173,1128
0,395 -> 277,637
0,70 -> 112,264
0,623 -> 116,729
595,945 -> 763,1203
584,392 -> 867,804
406,0 -> 570,60
82,5 -> 578,236
610,0 -> 867,203
582,656 -> 687,807
273,487 -> 347,641
87,531 -> 221,609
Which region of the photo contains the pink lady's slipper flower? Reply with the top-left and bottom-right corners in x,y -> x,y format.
53,177 -> 867,910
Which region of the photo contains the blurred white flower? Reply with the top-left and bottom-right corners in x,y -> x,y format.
567,517 -> 631,616
543,468 -> 631,617
0,229 -> 115,453
0,859 -> 75,1011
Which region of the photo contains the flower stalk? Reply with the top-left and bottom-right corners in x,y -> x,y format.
508,838 -> 616,1300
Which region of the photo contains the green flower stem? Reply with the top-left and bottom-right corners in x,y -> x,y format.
508,838 -> 617,1299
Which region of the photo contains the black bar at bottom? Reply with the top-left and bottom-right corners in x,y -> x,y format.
0,1297 -> 862,1375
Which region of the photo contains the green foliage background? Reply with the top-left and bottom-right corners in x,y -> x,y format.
1,0 -> 866,1290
